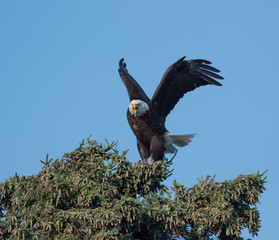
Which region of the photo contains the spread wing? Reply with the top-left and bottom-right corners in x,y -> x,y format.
150,56 -> 224,122
118,58 -> 150,102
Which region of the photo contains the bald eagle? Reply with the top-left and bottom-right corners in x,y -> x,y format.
118,56 -> 223,162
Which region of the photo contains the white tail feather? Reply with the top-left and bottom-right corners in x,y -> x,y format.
164,132 -> 196,153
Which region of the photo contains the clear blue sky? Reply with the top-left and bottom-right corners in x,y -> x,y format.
1,1 -> 278,239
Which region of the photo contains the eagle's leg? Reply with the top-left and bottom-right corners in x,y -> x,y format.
150,135 -> 165,163
137,140 -> 149,163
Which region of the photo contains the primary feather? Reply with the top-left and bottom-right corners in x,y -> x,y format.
151,57 -> 224,122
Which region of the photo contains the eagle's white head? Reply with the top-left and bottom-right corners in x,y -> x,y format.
129,99 -> 149,117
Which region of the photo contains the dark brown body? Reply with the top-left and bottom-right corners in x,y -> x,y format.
127,104 -> 167,162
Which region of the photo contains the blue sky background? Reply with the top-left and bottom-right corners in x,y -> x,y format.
1,1 -> 278,238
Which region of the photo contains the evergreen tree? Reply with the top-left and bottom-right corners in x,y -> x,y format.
0,137 -> 266,239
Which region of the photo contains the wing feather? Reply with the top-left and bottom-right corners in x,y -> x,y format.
200,69 -> 224,80
150,57 -> 223,121
118,58 -> 150,102
200,64 -> 221,72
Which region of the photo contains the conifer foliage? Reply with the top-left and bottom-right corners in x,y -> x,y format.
0,137 -> 266,239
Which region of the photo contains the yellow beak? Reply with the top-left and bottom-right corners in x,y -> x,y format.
132,103 -> 139,113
